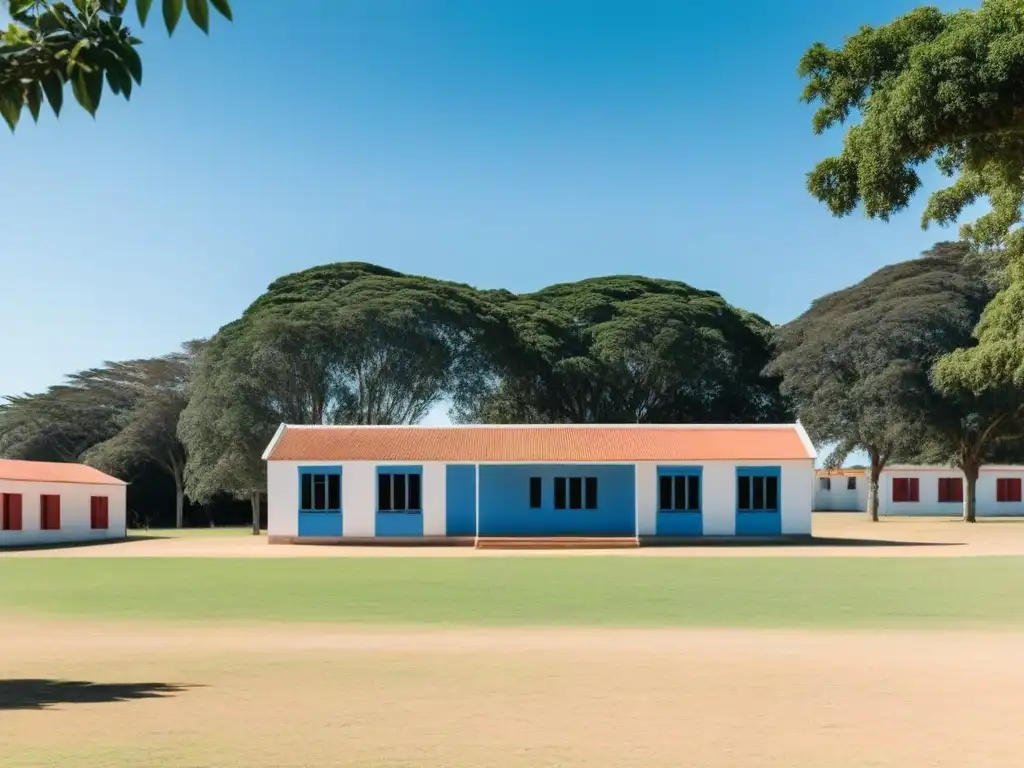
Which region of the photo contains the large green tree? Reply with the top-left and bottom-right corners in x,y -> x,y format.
765,243 -> 995,521
178,263 -> 511,533
1,0 -> 231,130
457,276 -> 790,425
80,342 -> 201,528
0,344 -> 201,527
799,0 -> 1024,403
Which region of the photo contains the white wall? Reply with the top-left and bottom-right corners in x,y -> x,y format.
267,458 -> 816,538
635,459 -> 814,536
813,473 -> 868,512
267,460 -> 448,537
878,466 -> 1024,517
0,479 -> 126,547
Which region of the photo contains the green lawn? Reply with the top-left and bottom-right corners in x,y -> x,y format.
3,556 -> 1024,628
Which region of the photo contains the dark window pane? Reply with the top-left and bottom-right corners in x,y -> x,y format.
765,476 -> 779,510
529,477 -> 542,508
568,477 -> 582,509
847,477 -> 857,490
301,474 -> 313,510
738,476 -> 750,510
313,475 -> 327,510
584,477 -> 598,509
673,476 -> 687,510
658,476 -> 672,510
752,476 -> 765,509
408,473 -> 421,510
687,475 -> 700,511
393,474 -> 407,511
378,473 -> 392,511
327,474 -> 340,511
554,477 -> 567,509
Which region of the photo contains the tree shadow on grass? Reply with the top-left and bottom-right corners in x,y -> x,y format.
0,679 -> 197,710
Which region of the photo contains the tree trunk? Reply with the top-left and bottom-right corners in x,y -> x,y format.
250,490 -> 261,535
867,450 -> 882,522
963,462 -> 979,523
174,480 -> 185,529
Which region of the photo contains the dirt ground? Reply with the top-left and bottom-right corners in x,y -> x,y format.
8,512 -> 1024,557
2,618 -> 1023,767
5,516 -> 1024,767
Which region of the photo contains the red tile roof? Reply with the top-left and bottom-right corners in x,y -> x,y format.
264,424 -> 815,463
0,459 -> 126,486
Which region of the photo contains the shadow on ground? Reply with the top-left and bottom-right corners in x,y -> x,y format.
802,537 -> 963,548
0,536 -> 166,553
0,679 -> 197,710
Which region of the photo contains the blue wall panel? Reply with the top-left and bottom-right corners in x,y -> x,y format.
297,465 -> 342,537
655,465 -> 703,536
656,512 -> 703,536
298,511 -> 342,537
375,513 -> 424,537
445,464 -> 477,536
735,466 -> 782,536
478,464 -> 635,536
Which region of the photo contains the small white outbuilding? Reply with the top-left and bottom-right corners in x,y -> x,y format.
0,459 -> 127,548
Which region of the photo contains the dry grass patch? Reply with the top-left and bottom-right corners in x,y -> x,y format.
2,619 -> 1024,767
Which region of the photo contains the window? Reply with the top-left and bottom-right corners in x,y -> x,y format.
997,478 -> 1022,502
529,477 -> 542,508
1,493 -> 22,531
553,477 -> 598,510
300,471 -> 341,512
40,494 -> 61,530
847,477 -> 857,490
937,477 -> 963,503
737,475 -> 779,512
90,496 -> 109,530
659,474 -> 700,511
378,472 -> 422,512
892,478 -> 919,503
819,477 -> 831,491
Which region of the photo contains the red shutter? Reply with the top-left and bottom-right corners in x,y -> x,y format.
2,494 -> 22,531
908,478 -> 919,502
40,495 -> 61,530
893,478 -> 908,502
938,478 -> 964,503
90,497 -> 109,530
997,478 -> 1022,503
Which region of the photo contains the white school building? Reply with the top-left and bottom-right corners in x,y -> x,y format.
263,423 -> 817,544
815,465 -> 1024,517
0,459 -> 127,547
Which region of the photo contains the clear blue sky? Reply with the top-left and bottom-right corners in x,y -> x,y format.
1,0 -> 971,435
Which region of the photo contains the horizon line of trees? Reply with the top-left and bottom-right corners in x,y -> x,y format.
3,244 -> 1019,528
0,263 -> 792,530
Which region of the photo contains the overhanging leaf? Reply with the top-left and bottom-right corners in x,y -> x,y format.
209,0 -> 232,22
0,90 -> 22,131
185,0 -> 209,34
25,81 -> 42,122
41,71 -> 65,117
163,0 -> 184,35
71,69 -> 96,115
137,0 -> 154,25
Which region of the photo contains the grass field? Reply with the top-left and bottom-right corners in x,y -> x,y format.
2,555 -> 1024,628
5,520 -> 1024,767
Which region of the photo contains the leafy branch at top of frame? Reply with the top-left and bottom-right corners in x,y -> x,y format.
0,0 -> 232,131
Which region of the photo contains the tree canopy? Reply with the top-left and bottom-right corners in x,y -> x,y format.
800,0 -> 1024,245
461,276 -> 790,424
0,0 -> 232,130
799,0 -> 1024,402
765,242 -> 997,519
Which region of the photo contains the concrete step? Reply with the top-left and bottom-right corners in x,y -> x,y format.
474,536 -> 640,550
